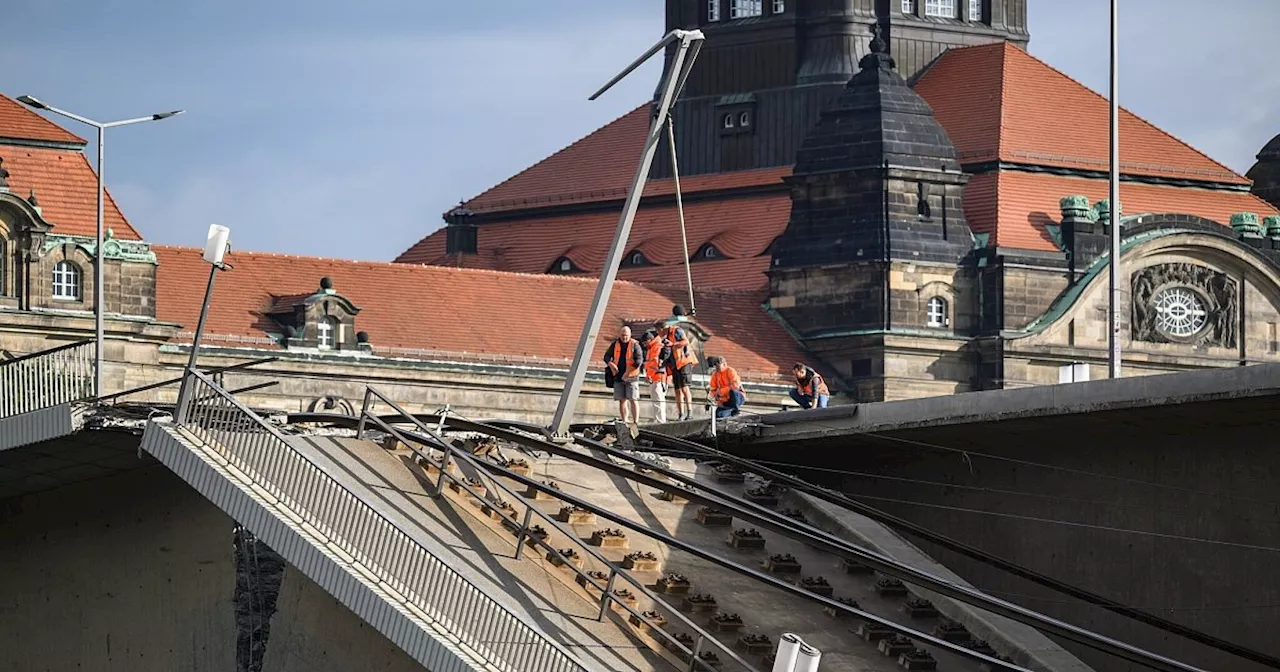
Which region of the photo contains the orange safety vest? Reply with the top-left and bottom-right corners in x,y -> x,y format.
643,338 -> 668,384
662,325 -> 699,369
796,371 -> 829,397
709,367 -> 745,405
609,340 -> 642,381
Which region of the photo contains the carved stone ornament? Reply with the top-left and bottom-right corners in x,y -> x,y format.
1131,263 -> 1237,347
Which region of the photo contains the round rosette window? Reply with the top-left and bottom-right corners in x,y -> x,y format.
1153,286 -> 1209,339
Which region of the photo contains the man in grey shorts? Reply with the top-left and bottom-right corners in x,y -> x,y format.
603,325 -> 644,426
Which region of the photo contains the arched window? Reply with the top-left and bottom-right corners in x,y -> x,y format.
317,317 -> 337,350
722,114 -> 736,130
926,296 -> 949,328
548,257 -> 580,275
52,261 -> 81,301
739,111 -> 751,128
623,250 -> 649,267
0,236 -> 7,296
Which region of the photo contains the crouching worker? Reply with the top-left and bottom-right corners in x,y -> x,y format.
603,326 -> 644,425
790,363 -> 830,409
640,330 -> 672,423
707,356 -> 746,419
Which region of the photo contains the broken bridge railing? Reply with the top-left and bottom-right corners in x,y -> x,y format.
357,386 -> 760,672
0,340 -> 95,419
176,370 -> 589,672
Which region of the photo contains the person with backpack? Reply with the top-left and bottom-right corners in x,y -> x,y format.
790,362 -> 830,409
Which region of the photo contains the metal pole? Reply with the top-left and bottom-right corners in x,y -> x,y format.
95,125 -> 106,398
667,116 -> 696,315
1107,0 -> 1122,379
175,263 -> 218,423
548,30 -> 704,438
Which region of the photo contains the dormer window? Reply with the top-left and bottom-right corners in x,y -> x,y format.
722,114 -> 735,130
317,316 -> 337,350
739,111 -> 751,128
549,257 -> 581,275
693,244 -> 722,261
622,250 -> 651,268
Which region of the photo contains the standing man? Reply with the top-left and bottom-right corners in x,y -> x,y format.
641,330 -> 672,423
790,363 -> 830,409
603,325 -> 644,427
707,356 -> 746,419
659,305 -> 699,421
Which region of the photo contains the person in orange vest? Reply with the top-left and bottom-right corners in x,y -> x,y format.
658,305 -> 699,421
707,355 -> 745,419
603,325 -> 644,425
640,330 -> 672,423
790,363 -> 830,409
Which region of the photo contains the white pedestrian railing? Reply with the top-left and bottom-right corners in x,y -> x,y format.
0,340 -> 95,418
176,370 -> 587,672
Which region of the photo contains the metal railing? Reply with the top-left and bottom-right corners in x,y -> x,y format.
0,340 -> 95,418
176,370 -> 587,672
357,387 -> 760,672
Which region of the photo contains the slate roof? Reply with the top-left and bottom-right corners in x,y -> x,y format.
153,246 -> 807,380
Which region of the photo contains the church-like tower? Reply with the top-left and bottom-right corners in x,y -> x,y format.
655,0 -> 1029,177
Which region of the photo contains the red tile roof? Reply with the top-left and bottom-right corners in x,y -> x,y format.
971,171 -> 1280,251
1,146 -> 141,240
0,94 -> 86,145
398,191 -> 790,278
402,40 -> 1266,284
915,42 -> 1249,186
153,246 -> 807,380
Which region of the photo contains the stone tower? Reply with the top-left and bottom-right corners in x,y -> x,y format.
1247,134 -> 1280,211
767,24 -> 975,402
655,0 -> 1029,177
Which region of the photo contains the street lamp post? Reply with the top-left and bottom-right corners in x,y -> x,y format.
15,95 -> 183,399
1106,0 -> 1122,378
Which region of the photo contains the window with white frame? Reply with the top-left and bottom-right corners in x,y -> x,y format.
968,0 -> 982,20
730,0 -> 762,19
772,0 -> 785,13
723,113 -> 736,129
708,0 -> 721,22
52,260 -> 81,301
902,0 -> 916,14
317,316 -> 337,350
924,0 -> 956,17
926,296 -> 948,328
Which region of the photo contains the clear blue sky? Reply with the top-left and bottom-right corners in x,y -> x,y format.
4,0 -> 1276,260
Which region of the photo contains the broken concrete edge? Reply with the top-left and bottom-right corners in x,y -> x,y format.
790,491 -> 1096,672
733,361 -> 1280,441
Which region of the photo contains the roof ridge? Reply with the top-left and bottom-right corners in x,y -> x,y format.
0,94 -> 87,145
996,43 -> 1014,167
1001,43 -> 1243,183
462,103 -> 647,210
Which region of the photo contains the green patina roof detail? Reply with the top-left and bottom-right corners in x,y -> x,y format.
715,92 -> 757,106
971,232 -> 990,250
1265,215 -> 1280,238
41,230 -> 158,265
1014,226 -> 1234,339
1230,212 -> 1263,237
1044,225 -> 1065,252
